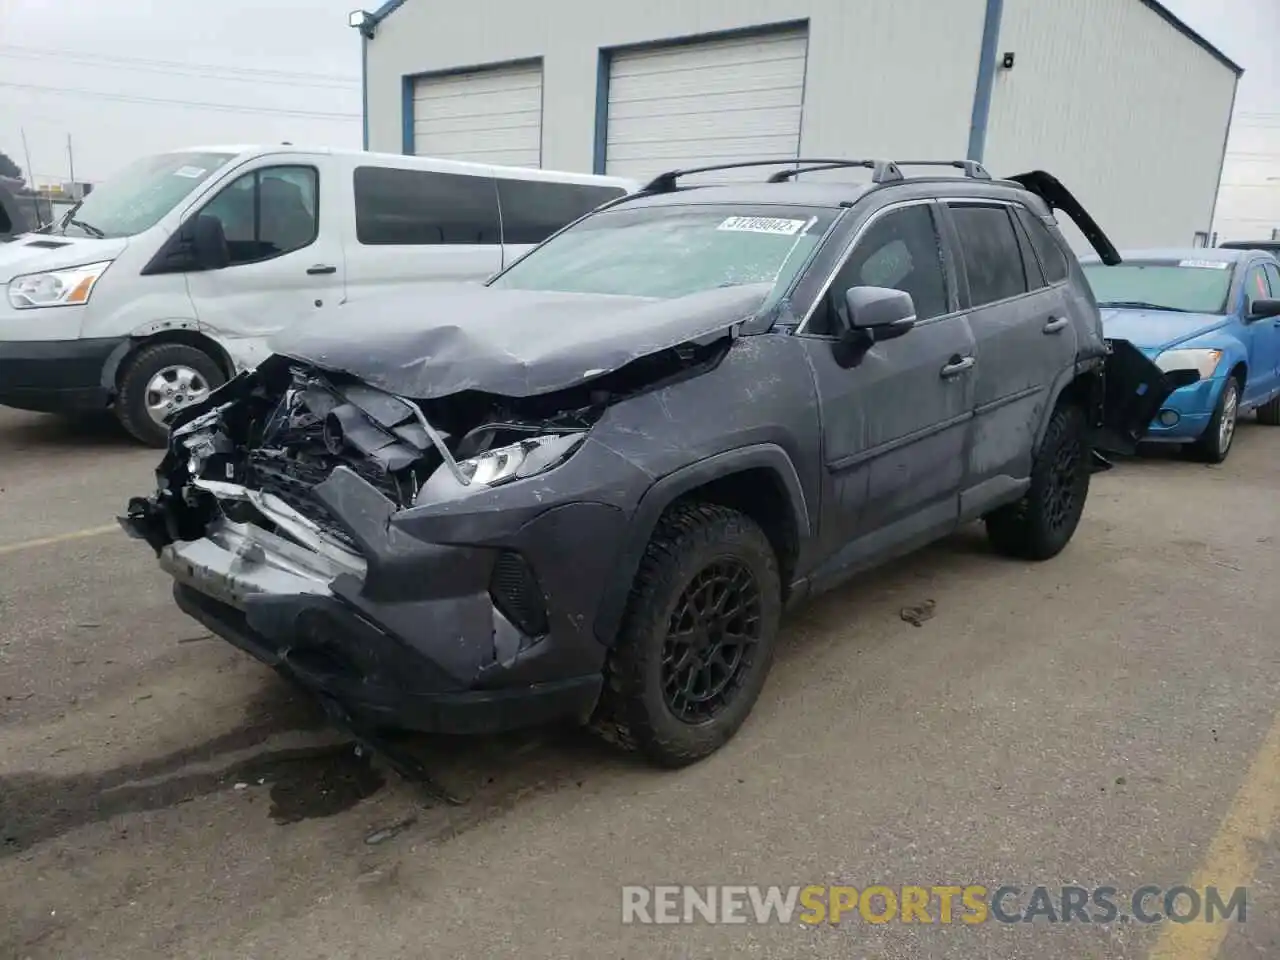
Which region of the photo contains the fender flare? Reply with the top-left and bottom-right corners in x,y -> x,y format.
1033,357 -> 1104,453
100,321 -> 235,392
592,443 -> 811,646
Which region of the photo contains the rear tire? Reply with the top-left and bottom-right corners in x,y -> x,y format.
115,342 -> 225,448
594,502 -> 782,768
1189,375 -> 1240,464
985,403 -> 1090,561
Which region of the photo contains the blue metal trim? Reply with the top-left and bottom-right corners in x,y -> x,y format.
369,0 -> 408,25
966,0 -> 1003,164
361,37 -> 370,150
1138,0 -> 1243,76
401,75 -> 414,154
593,50 -> 610,175
1206,74 -> 1239,238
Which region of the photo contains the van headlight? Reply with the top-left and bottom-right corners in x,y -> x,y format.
7,261 -> 112,309
1154,348 -> 1222,378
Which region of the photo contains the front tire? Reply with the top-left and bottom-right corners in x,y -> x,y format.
985,403 -> 1090,561
595,502 -> 782,768
115,342 -> 225,448
1190,376 -> 1240,464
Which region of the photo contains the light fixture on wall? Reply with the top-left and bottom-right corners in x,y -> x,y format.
1001,52 -> 1015,69
349,9 -> 377,39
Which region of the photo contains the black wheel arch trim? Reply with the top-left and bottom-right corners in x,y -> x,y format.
592,443 -> 811,647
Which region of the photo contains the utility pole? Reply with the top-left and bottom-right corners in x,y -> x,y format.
19,127 -> 42,225
67,133 -> 76,189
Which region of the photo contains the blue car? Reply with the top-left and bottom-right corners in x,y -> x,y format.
1080,248 -> 1280,462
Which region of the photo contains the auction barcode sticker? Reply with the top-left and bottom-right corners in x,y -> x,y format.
1178,259 -> 1230,269
718,216 -> 808,235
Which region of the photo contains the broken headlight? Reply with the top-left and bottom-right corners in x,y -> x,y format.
417,433 -> 585,504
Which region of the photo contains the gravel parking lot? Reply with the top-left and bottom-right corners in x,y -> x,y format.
1,405 -> 1278,960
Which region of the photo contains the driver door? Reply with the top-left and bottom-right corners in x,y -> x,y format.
183,156 -> 345,371
798,200 -> 977,585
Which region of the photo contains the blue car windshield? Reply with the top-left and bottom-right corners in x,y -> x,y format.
489,204 -> 839,306
1082,260 -> 1233,314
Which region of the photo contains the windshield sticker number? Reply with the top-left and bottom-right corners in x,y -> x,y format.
718,216 -> 808,236
1178,259 -> 1230,270
173,166 -> 207,179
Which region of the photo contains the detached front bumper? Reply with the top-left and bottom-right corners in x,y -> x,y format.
122,466 -> 630,735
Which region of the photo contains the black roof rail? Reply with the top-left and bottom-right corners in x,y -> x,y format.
640,158 -> 872,193
640,157 -> 994,194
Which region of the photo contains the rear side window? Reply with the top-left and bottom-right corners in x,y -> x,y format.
949,204 -> 1030,307
353,165 -> 500,245
1014,206 -> 1069,284
496,179 -> 627,245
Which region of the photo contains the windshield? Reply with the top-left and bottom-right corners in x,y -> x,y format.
1082,260 -> 1233,314
489,204 -> 839,303
53,151 -> 236,239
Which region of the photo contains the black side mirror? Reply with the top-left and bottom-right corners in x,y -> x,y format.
188,214 -> 229,271
832,286 -> 917,368
1248,298 -> 1280,321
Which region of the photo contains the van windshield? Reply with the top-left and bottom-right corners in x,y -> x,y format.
53,151 -> 237,239
489,204 -> 838,302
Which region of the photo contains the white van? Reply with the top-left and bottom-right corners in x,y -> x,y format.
0,145 -> 637,445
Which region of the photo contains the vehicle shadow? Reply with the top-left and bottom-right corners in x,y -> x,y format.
0,409 -> 136,453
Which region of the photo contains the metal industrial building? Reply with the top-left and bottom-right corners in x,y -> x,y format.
354,0 -> 1241,251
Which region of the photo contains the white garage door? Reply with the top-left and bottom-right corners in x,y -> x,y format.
605,29 -> 809,180
411,62 -> 543,167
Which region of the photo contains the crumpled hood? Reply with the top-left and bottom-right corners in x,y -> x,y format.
1100,308 -> 1227,353
0,233 -> 130,283
270,281 -> 772,399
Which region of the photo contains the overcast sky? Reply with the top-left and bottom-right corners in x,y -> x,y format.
0,0 -> 1276,238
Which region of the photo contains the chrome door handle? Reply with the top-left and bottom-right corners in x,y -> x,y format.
1043,317 -> 1070,334
940,356 -> 976,379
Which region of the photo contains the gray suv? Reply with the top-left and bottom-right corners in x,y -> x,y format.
122,159 -> 1181,769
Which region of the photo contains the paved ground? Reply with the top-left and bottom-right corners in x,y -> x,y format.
1,405 -> 1277,960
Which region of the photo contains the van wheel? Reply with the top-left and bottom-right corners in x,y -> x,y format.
115,343 -> 225,448
1189,376 -> 1240,463
985,403 -> 1090,561
594,502 -> 782,768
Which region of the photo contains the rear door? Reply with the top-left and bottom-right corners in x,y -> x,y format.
943,200 -> 1074,503
345,164 -> 503,291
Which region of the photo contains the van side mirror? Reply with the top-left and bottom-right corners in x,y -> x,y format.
188,214 -> 229,270
831,286 -> 916,368
1248,298 -> 1280,321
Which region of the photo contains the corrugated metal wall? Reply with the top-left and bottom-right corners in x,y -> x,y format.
366,0 -> 986,176
982,0 -> 1237,251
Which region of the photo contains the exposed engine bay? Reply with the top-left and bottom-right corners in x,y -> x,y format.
140,339 -> 730,557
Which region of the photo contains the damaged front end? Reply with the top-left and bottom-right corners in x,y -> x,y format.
121,338 -> 727,735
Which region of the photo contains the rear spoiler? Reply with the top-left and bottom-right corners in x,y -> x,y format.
1006,171 -> 1121,266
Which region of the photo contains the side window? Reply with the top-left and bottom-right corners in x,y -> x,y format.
200,166 -> 318,266
814,204 -> 949,335
1264,262 -> 1280,299
353,166 -> 500,245
496,179 -> 627,245
1010,212 -> 1045,290
1244,264 -> 1271,312
1014,206 -> 1070,285
948,204 -> 1030,307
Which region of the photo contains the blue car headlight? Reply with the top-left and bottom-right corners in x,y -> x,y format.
1154,348 -> 1222,379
